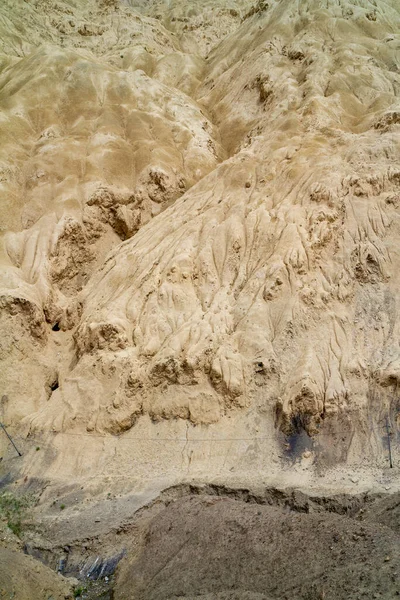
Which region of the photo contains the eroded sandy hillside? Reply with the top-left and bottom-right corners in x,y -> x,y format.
1,1 -> 400,598
0,0 -> 400,494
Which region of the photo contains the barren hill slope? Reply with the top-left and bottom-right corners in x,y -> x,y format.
0,0 -> 400,492
1,1 -> 400,598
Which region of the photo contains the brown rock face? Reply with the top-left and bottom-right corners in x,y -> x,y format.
0,0 -> 400,470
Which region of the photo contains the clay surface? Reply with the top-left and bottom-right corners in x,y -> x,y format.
0,0 -> 400,597
1,0 -> 400,458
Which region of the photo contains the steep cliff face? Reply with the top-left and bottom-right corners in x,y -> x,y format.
1,0 -> 400,477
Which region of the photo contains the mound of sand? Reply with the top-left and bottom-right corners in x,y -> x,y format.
114,489 -> 400,600
0,546 -> 73,599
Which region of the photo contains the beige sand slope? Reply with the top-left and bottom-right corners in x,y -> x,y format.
0,0 -> 400,491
